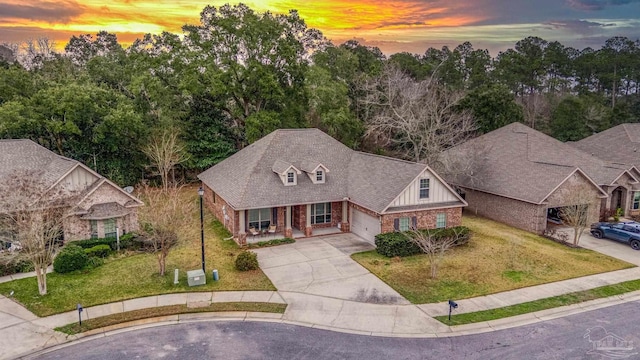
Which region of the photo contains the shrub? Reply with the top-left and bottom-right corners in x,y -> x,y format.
0,255 -> 34,276
84,244 -> 112,258
375,226 -> 471,257
235,251 -> 259,271
73,233 -> 141,251
54,244 -> 89,273
86,256 -> 104,269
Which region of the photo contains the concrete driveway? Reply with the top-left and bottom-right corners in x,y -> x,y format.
580,232 -> 640,266
252,234 -> 410,305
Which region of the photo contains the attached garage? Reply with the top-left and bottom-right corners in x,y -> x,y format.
350,207 -> 380,243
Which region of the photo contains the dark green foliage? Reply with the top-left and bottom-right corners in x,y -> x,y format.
247,238 -> 295,249
53,245 -> 89,273
235,251 -> 259,271
73,233 -> 140,251
375,233 -> 422,257
375,226 -> 471,257
84,244 -> 112,258
86,256 -> 105,269
0,256 -> 34,276
460,84 -> 524,133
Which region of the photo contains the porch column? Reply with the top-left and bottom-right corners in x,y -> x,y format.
238,210 -> 247,246
305,204 -> 313,237
284,206 -> 293,238
341,200 -> 350,232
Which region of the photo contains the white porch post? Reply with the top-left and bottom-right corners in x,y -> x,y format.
305,204 -> 312,236
341,200 -> 349,232
285,205 -> 292,238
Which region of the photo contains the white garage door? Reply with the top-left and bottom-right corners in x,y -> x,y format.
350,208 -> 381,244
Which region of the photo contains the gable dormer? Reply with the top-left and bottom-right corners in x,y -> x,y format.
300,160 -> 330,184
272,160 -> 301,186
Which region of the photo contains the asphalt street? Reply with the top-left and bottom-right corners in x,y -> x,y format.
32,300 -> 640,360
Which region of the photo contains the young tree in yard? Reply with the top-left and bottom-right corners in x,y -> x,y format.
137,184 -> 190,276
559,184 -> 598,246
0,170 -> 75,295
406,228 -> 468,279
143,127 -> 189,191
362,66 -> 477,164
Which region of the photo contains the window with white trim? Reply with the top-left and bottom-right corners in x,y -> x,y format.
419,179 -> 430,199
633,192 -> 640,210
436,213 -> 446,228
311,202 -> 332,224
104,219 -> 116,238
287,171 -> 295,184
316,170 -> 324,182
249,208 -> 271,231
90,220 -> 98,239
399,217 -> 410,231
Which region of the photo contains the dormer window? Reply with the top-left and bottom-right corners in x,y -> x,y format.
301,160 -> 329,184
316,170 -> 324,183
272,160 -> 300,186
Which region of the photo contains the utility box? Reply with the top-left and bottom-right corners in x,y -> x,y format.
187,269 -> 206,287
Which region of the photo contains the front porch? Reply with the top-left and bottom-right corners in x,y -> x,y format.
245,226 -> 343,244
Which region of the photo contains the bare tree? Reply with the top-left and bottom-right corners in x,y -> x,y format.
17,37 -> 57,70
0,170 -> 76,295
362,66 -> 477,164
558,184 -> 598,245
136,184 -> 190,276
143,127 -> 190,191
405,228 -> 469,279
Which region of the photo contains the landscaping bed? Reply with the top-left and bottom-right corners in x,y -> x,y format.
0,187 -> 275,317
352,215 -> 634,304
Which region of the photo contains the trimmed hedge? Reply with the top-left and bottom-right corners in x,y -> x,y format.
84,244 -> 112,258
247,238 -> 295,249
72,233 -> 140,251
235,251 -> 259,271
375,226 -> 471,258
54,244 -> 89,273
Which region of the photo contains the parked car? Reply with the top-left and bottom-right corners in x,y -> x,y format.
590,222 -> 640,250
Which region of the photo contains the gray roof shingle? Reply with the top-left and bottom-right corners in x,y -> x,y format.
573,123 -> 640,169
198,129 -> 464,213
440,123 -> 625,204
0,139 -> 78,187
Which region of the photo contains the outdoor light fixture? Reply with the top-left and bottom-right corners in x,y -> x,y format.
76,303 -> 83,326
198,187 -> 205,273
448,299 -> 458,322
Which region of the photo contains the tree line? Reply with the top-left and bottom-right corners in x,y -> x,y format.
1,3 -> 639,186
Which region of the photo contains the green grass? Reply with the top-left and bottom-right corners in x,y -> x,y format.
55,302 -> 287,335
435,279 -> 640,325
351,215 -> 634,304
0,186 -> 275,317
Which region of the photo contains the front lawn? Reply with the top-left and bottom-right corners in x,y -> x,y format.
352,215 -> 634,304
0,186 -> 274,317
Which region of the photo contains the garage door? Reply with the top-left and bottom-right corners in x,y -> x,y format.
351,208 -> 380,243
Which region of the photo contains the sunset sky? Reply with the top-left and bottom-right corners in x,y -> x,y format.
1,0 -> 640,55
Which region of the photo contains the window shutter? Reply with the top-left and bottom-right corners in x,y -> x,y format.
412,216 -> 417,230
393,218 -> 400,231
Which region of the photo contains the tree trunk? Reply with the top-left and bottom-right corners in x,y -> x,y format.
35,264 -> 47,295
158,253 -> 166,276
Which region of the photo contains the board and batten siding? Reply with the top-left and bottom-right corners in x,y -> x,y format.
60,166 -> 99,191
389,169 -> 457,207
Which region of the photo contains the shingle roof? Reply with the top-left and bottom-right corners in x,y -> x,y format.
0,139 -> 78,187
440,123 -> 621,204
573,123 -> 640,169
198,129 -> 463,213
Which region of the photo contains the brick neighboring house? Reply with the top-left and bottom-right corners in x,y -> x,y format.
439,123 -> 638,234
0,139 -> 143,241
573,123 -> 640,217
197,129 -> 467,245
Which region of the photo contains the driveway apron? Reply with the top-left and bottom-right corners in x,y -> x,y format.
253,234 -> 409,305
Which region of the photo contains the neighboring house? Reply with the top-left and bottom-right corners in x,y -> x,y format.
573,123 -> 640,216
198,129 -> 467,245
440,123 -> 638,234
0,139 -> 142,241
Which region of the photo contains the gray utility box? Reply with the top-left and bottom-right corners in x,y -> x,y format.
187,269 -> 206,287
